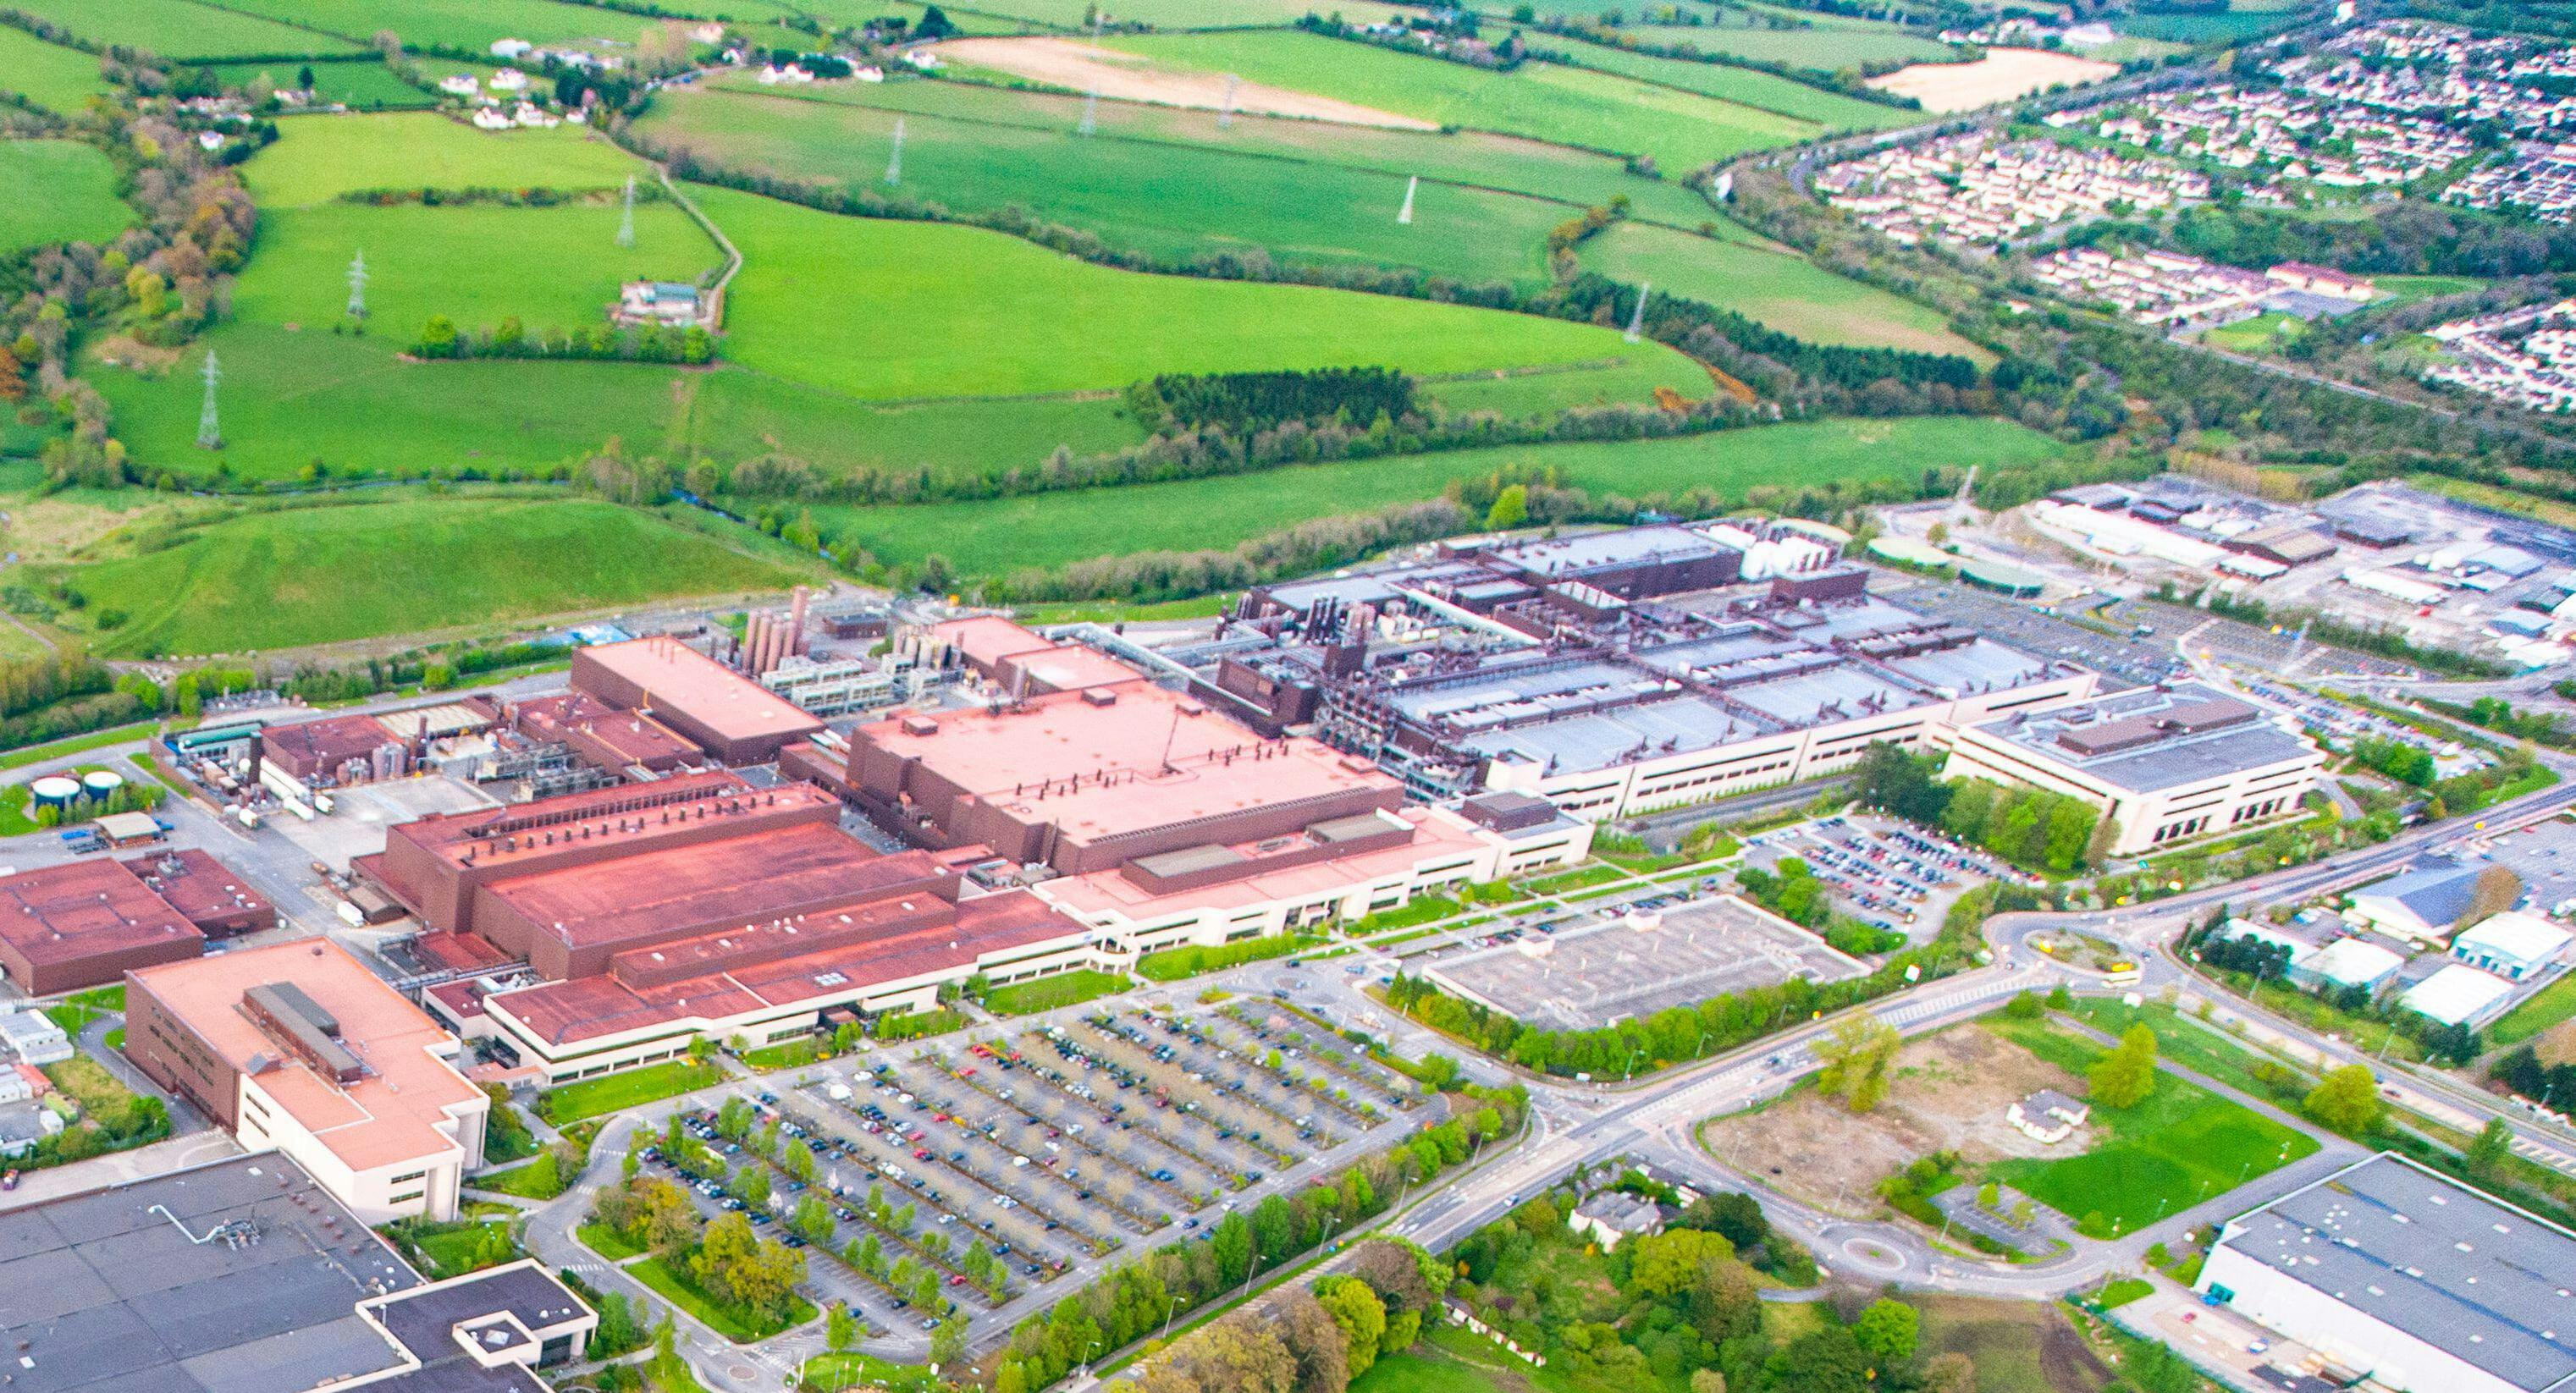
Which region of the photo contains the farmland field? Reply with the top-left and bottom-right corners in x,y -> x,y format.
241,112 -> 648,208
37,495 -> 814,657
1527,33 -> 1920,129
0,25 -> 111,116
637,85 -> 1575,286
781,415 -> 2067,575
2115,7 -> 2307,43
207,58 -> 435,109
693,182 -> 1707,401
8,0 -> 363,59
937,0 -> 1409,29
211,0 -> 659,51
1100,30 -> 1824,172
1489,3 -> 1955,69
1580,220 -> 1985,357
716,73 -> 1722,227
0,140 -> 132,256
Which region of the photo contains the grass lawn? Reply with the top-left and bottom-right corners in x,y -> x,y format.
1528,862 -> 1633,894
955,0 -> 1405,25
2060,999 -> 2299,1104
1578,220 -> 1984,358
0,140 -> 132,256
2372,273 -> 2484,305
1348,1342 -> 1511,1393
537,1058 -> 725,1124
0,25 -> 111,116
0,720 -> 159,768
629,1254 -> 816,1342
786,415 -> 2066,577
800,1352 -> 945,1393
240,112 -> 645,208
981,968 -> 1131,1016
2492,972 -> 2576,1049
1015,594 -> 1234,625
1982,1016 -> 2320,1236
1106,30 -> 1822,173
8,0 -> 363,58
36,496 -> 812,658
714,72 -> 1718,228
2094,1277 -> 2153,1309
396,1218 -> 522,1278
638,85 -> 1578,289
2201,311 -> 2306,355
692,182 -> 1705,403
472,1155 -> 570,1199
578,1220 -> 648,1260
1136,933 -> 1321,982
739,1037 -> 829,1071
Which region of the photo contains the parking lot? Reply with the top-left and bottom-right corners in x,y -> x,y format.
1744,814 -> 2032,941
1424,891 -> 1867,1032
621,1003 -> 1435,1335
1875,581 -> 2185,688
2100,597 -> 2417,681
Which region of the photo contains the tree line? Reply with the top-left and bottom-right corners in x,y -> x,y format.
1852,743 -> 2105,873
1125,367 -> 1416,436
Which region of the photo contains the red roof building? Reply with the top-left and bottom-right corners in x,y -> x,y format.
510,691 -> 704,776
0,858 -> 211,994
571,637 -> 823,764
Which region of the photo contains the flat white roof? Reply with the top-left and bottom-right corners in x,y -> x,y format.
2453,911 -> 2573,964
2402,963 -> 2515,1026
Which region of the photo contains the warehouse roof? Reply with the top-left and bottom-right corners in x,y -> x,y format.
512,691 -> 702,768
119,849 -> 272,930
2213,1152 -> 2576,1393
2401,963 -> 2516,1026
262,712 -> 397,769
0,858 -> 204,974
576,637 -> 823,746
127,940 -> 482,1176
384,771 -> 833,872
2453,911 -> 2572,965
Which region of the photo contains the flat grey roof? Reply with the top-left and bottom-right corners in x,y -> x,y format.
1977,681 -> 2314,793
1459,694 -> 1770,775
1481,524 -> 1727,575
0,1153 -> 421,1393
2215,1153 -> 2576,1393
1729,665 -> 1929,725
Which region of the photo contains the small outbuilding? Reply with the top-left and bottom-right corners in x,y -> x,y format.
2007,1088 -> 2090,1145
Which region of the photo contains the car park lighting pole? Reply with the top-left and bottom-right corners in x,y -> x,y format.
1161,1294 -> 1184,1341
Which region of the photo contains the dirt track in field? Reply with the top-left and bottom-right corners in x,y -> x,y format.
935,36 -> 1439,129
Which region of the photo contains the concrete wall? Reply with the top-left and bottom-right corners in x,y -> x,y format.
121,974 -> 240,1128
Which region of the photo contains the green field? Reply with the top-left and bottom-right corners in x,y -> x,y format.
2200,311 -> 2307,355
783,415 -> 2066,575
1983,1016 -> 2320,1236
629,1254 -> 817,1342
639,86 -> 1573,287
2372,273 -> 2485,306
2115,7 -> 2305,43
951,0 -> 1409,27
241,112 -> 648,208
538,1058 -> 726,1124
212,0 -> 656,51
1528,32 -> 1919,129
2491,973 -> 2576,1049
694,182 -> 1706,401
1104,30 -> 1823,173
1490,4 -> 1955,69
1580,220 -> 1983,356
36,497 -> 813,657
207,58 -> 434,109
0,25 -> 111,115
712,72 -> 1722,228
9,0 -> 363,59
0,140 -> 132,256
235,198 -> 720,338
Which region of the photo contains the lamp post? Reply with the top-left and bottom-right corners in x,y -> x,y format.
1161,1295 -> 1183,1342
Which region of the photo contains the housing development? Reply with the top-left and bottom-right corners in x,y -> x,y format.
8,3 -> 2576,1393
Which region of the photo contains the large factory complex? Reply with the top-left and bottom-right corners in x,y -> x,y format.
0,521 -> 2346,1230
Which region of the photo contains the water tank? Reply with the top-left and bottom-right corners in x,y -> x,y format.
80,770 -> 124,800
29,776 -> 80,809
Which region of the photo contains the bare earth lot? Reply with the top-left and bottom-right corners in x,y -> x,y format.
935,36 -> 1439,128
1867,47 -> 2117,113
1702,1026 -> 2084,1213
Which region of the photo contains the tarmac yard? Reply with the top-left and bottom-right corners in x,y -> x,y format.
1427,893 -> 1867,1032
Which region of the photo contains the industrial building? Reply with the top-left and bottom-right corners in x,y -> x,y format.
0,1150 -> 594,1393
2197,1152 -> 2576,1393
0,850 -> 272,994
507,690 -> 704,777
844,652 -> 1409,875
124,939 -> 489,1223
570,636 -> 825,764
1034,793 -> 1592,960
1941,682 -> 2324,857
355,770 -> 1100,1081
